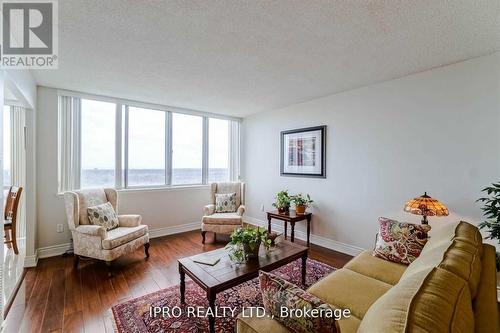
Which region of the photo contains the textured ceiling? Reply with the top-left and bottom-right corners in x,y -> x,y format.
33,0 -> 500,117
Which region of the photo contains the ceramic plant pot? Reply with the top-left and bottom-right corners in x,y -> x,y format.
295,205 -> 306,214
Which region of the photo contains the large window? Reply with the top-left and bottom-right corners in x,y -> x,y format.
209,118 -> 230,182
81,99 -> 116,188
127,107 -> 166,186
58,95 -> 239,191
172,113 -> 203,185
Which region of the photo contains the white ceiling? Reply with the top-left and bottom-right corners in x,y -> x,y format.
33,0 -> 500,117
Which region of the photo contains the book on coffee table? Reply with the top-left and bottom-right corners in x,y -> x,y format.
191,253 -> 222,266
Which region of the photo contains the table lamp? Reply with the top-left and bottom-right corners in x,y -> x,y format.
404,192 -> 449,225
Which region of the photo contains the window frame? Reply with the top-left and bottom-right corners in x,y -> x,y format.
60,91 -> 240,191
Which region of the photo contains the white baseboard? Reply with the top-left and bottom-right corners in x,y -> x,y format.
38,242 -> 72,259
244,216 -> 364,257
30,221 -> 202,265
24,252 -> 39,267
148,221 -> 200,238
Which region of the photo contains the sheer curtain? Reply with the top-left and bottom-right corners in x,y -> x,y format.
58,96 -> 81,192
10,106 -> 26,240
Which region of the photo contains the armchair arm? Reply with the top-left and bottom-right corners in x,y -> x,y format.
118,214 -> 142,227
237,205 -> 245,216
203,204 -> 215,216
75,225 -> 107,239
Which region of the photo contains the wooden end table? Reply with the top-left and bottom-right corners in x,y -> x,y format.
267,210 -> 312,247
178,240 -> 308,333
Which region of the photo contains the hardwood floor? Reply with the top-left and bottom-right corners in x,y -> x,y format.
4,230 -> 352,333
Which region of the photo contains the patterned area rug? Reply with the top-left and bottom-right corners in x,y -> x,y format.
112,258 -> 334,332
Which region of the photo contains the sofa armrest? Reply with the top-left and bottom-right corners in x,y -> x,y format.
203,204 -> 215,216
75,225 -> 107,239
118,214 -> 142,227
237,205 -> 246,216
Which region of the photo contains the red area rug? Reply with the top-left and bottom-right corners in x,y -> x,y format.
111,258 -> 334,332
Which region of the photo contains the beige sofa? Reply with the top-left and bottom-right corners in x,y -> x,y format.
237,221 -> 499,332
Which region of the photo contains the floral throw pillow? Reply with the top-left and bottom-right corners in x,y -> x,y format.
373,217 -> 431,265
259,271 -> 337,333
215,192 -> 237,213
87,202 -> 119,231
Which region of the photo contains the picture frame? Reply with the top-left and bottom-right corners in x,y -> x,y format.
280,125 -> 326,178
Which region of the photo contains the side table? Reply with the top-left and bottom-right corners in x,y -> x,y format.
266,210 -> 312,247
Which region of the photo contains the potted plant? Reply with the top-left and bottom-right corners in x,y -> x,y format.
272,190 -> 291,213
477,181 -> 500,270
292,193 -> 314,214
226,227 -> 272,262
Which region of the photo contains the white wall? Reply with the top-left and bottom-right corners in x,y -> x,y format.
242,53 -> 500,252
36,86 -> 210,249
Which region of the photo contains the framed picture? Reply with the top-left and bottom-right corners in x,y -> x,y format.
280,125 -> 326,178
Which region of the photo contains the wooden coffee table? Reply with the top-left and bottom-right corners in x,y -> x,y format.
178,240 -> 308,333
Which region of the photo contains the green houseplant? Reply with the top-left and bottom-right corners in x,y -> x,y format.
477,181 -> 500,270
272,190 -> 291,213
291,193 -> 314,214
226,227 -> 272,262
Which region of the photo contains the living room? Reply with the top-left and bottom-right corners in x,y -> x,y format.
1,1 -> 499,332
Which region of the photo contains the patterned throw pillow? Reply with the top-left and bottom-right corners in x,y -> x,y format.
87,202 -> 119,231
373,217 -> 431,265
259,271 -> 337,333
215,192 -> 237,213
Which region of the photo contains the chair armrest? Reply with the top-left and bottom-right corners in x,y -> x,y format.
237,205 -> 245,216
203,204 -> 215,216
75,225 -> 107,239
118,214 -> 142,227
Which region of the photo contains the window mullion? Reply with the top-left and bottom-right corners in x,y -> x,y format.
165,112 -> 172,185
124,106 -> 129,188
202,116 -> 209,184
115,104 -> 122,189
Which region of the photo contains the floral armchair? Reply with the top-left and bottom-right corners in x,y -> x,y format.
201,182 -> 245,243
64,188 -> 150,274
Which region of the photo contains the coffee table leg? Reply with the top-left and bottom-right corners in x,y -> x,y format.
306,216 -> 311,247
179,265 -> 185,304
291,221 -> 295,243
284,221 -> 287,239
267,215 -> 272,233
208,290 -> 216,333
301,253 -> 307,286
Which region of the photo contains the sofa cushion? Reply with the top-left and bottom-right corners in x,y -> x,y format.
358,267 -> 474,333
401,238 -> 482,298
373,217 -> 431,265
455,221 -> 483,256
202,213 -> 242,225
344,250 -> 407,285
101,225 -> 148,250
307,268 -> 391,319
236,309 -> 361,333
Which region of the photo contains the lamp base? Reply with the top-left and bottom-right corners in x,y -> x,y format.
421,215 -> 428,225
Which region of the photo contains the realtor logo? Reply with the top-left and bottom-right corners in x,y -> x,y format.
1,0 -> 58,68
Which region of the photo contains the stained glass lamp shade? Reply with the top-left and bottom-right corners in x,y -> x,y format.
404,192 -> 449,225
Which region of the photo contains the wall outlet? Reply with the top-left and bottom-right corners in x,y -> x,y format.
56,224 -> 64,233
260,204 -> 265,212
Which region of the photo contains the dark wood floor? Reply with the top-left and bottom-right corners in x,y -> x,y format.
4,230 -> 352,333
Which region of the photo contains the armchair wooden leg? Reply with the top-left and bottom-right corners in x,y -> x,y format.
144,242 -> 150,258
201,231 -> 206,244
106,261 -> 113,278
73,255 -> 80,269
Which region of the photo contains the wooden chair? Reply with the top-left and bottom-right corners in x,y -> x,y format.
4,186 -> 23,255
